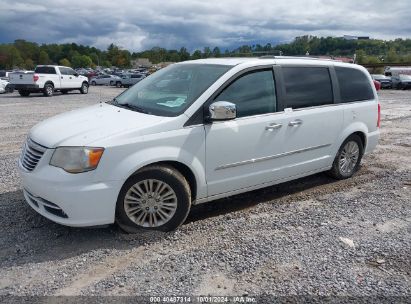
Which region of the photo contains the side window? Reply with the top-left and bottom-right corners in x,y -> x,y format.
59,67 -> 69,75
67,68 -> 76,75
282,67 -> 333,109
215,69 -> 276,118
335,67 -> 374,102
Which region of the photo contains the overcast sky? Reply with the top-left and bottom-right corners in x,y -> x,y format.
1,0 -> 410,51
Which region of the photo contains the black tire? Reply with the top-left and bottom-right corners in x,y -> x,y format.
116,165 -> 191,233
116,81 -> 122,88
327,134 -> 364,180
5,84 -> 14,93
18,90 -> 30,97
91,81 -> 96,86
43,83 -> 54,97
61,90 -> 68,94
80,82 -> 88,94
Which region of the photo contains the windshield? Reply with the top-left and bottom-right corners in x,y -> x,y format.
112,63 -> 231,116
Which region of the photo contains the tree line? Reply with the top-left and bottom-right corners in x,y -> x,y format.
1,36 -> 410,70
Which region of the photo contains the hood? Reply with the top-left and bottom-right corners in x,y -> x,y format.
29,103 -> 166,148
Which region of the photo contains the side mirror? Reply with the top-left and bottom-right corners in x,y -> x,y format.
74,73 -> 79,77
209,101 -> 236,121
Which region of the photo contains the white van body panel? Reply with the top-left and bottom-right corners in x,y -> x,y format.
18,58 -> 380,227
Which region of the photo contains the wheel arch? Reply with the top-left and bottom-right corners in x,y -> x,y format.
114,154 -> 205,204
338,122 -> 368,153
135,161 -> 198,203
352,131 -> 366,152
44,80 -> 54,87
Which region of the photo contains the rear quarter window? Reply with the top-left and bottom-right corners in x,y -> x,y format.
335,67 -> 374,102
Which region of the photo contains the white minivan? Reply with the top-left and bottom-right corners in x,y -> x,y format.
18,57 -> 380,232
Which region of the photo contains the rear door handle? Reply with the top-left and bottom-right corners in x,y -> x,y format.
288,119 -> 303,126
265,123 -> 282,130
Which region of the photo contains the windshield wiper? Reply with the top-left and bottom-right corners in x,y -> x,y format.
123,103 -> 149,114
107,98 -> 119,105
117,102 -> 150,114
108,98 -> 150,114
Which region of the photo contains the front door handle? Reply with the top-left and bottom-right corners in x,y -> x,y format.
265,123 -> 282,130
288,119 -> 303,127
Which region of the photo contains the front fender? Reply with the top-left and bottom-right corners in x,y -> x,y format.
100,126 -> 207,201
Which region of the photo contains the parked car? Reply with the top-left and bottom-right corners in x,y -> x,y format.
117,74 -> 146,88
90,75 -> 121,86
0,79 -> 13,93
391,74 -> 411,90
18,58 -> 379,232
9,65 -> 89,97
0,70 -> 13,79
371,74 -> 392,89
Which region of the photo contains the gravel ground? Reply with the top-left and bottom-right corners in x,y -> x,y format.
0,87 -> 410,300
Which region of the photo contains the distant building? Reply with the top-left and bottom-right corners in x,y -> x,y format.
343,35 -> 370,40
131,58 -> 153,68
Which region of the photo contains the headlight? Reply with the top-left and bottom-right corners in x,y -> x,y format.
50,147 -> 104,173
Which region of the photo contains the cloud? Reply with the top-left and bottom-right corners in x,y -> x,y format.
0,0 -> 410,51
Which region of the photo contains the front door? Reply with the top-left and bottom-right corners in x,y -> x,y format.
66,68 -> 82,88
59,67 -> 71,89
205,68 -> 289,197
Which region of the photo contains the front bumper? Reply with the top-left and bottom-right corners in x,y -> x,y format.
19,157 -> 123,227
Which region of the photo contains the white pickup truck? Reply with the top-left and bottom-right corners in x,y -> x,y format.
9,65 -> 89,97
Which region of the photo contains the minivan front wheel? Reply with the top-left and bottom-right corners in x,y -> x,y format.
328,135 -> 363,179
116,165 -> 191,233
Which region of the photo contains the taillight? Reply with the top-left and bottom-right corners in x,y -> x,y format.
377,103 -> 381,128
373,80 -> 381,91
33,74 -> 39,82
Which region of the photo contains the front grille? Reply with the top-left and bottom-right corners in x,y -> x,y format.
20,138 -> 47,172
24,189 -> 68,218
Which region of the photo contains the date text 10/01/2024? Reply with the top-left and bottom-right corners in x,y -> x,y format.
149,296 -> 257,303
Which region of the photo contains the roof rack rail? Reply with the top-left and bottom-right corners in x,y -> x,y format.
259,55 -> 342,61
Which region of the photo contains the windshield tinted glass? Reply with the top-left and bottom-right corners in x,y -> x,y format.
114,63 -> 231,116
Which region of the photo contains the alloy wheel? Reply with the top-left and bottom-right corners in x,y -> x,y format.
124,179 -> 178,228
339,141 -> 360,175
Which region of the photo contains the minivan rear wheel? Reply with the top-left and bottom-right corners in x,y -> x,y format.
328,134 -> 363,179
116,165 -> 191,233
